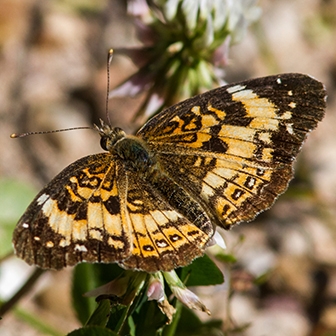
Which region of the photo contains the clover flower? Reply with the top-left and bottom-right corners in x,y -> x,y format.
85,268 -> 212,323
111,0 -> 261,120
163,270 -> 210,315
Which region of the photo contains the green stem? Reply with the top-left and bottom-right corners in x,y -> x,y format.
115,272 -> 148,334
14,307 -> 64,336
163,299 -> 182,336
0,268 -> 45,317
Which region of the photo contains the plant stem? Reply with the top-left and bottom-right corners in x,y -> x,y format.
0,268 -> 45,317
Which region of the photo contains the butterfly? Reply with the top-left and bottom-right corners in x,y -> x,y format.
12,73 -> 326,272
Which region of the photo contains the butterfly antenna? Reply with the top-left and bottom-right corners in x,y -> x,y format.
10,126 -> 93,138
106,48 -> 114,126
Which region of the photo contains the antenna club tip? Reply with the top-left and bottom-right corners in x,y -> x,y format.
108,49 -> 114,64
10,133 -> 19,138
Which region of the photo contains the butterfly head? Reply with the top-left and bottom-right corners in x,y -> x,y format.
94,119 -> 126,152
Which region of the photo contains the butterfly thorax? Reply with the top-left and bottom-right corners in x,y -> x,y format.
113,136 -> 157,173
95,119 -> 157,173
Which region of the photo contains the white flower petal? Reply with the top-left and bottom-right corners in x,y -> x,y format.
127,0 -> 150,17
144,92 -> 164,118
109,71 -> 153,98
213,230 -> 227,249
203,13 -> 214,47
182,0 -> 199,31
147,280 -> 165,302
172,287 -> 210,314
84,278 -> 127,298
163,0 -> 180,21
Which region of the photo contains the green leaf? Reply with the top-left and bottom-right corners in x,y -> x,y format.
132,300 -> 167,336
90,263 -> 125,286
0,179 -> 36,257
105,271 -> 149,334
171,306 -> 201,335
173,307 -> 223,336
72,263 -> 124,325
215,252 -> 237,264
67,325 -> 118,336
72,264 -> 97,325
180,254 -> 224,287
85,299 -> 111,327
106,303 -> 128,333
0,179 -> 36,222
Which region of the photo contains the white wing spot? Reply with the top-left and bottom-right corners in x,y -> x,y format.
286,123 -> 294,135
22,223 -> 29,228
143,245 -> 154,251
201,183 -> 215,199
170,234 -> 181,242
75,244 -> 88,252
34,236 -> 40,241
258,132 -> 272,144
191,105 -> 201,113
46,241 -> 54,248
282,111 -> 292,119
227,84 -> 246,94
288,102 -> 296,109
90,229 -> 103,241
37,193 -> 49,205
257,168 -> 265,176
232,189 -> 243,199
59,239 -> 70,247
108,237 -> 124,249
277,78 -> 282,84
247,177 -> 256,188
162,210 -> 180,222
156,240 -> 169,248
288,90 -> 293,96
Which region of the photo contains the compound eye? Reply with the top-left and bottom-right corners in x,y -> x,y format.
100,136 -> 108,151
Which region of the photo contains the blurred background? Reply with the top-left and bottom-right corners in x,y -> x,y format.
0,0 -> 335,335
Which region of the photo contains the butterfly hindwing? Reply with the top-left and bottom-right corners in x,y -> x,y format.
119,169 -> 213,272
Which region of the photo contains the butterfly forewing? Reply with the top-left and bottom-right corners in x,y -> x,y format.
13,154 -> 133,269
138,74 -> 326,228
